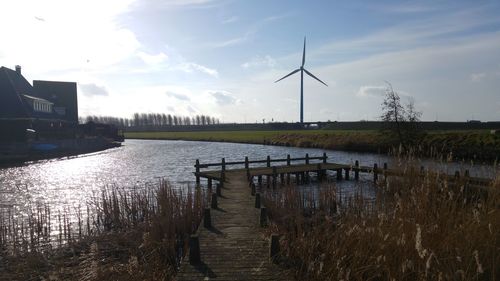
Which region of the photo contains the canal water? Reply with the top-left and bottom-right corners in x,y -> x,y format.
0,139 -> 497,238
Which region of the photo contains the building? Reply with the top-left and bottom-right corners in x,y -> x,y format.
0,65 -> 78,142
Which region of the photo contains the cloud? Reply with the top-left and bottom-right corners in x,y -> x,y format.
79,83 -> 109,97
209,37 -> 247,48
368,2 -> 440,14
138,51 -> 168,65
319,108 -> 335,115
177,62 -> 218,77
470,72 -> 486,82
186,105 -> 197,113
208,14 -> 292,48
153,0 -> 223,8
241,55 -> 276,69
356,85 -> 386,98
162,0 -> 214,4
166,91 -> 190,101
222,16 -> 238,24
310,6 -> 500,64
207,90 -> 240,106
0,0 -> 140,73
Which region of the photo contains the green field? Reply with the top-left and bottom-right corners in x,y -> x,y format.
125,129 -> 500,161
125,130 -> 379,143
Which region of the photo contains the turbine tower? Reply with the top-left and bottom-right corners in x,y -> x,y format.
275,37 -> 327,123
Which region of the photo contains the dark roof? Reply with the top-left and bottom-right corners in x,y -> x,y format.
0,66 -> 32,119
0,66 -> 66,121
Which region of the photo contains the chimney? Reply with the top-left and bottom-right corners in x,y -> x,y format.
15,65 -> 21,75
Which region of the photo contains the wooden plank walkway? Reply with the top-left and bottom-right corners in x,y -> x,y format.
196,163 -> 494,188
176,171 -> 289,281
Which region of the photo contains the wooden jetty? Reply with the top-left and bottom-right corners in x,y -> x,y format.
176,171 -> 288,280
177,154 -> 494,280
194,153 -> 493,189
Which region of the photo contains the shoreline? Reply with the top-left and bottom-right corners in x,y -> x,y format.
0,138 -> 122,166
124,129 -> 500,163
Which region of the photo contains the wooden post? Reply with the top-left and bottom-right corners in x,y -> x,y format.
383,163 -> 388,181
189,234 -> 200,264
280,173 -> 285,185
260,207 -> 267,227
323,152 -> 327,164
216,183 -> 222,196
373,163 -> 378,183
195,159 -> 200,185
266,155 -> 271,167
203,208 -> 211,228
221,169 -> 225,183
272,167 -> 277,189
305,153 -> 309,164
255,193 -> 261,208
266,175 -> 271,188
251,182 -> 256,196
354,160 -> 359,180
464,169 -> 470,188
345,168 -> 350,180
221,157 -> 226,172
207,178 -> 212,190
286,173 -> 291,184
316,163 -> 322,182
286,154 -> 291,166
245,156 -> 249,169
246,168 -> 251,181
211,193 -> 218,209
258,175 -> 262,188
270,234 -> 280,262
336,169 -> 342,180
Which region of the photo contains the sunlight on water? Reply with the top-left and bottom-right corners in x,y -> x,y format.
0,139 -> 497,246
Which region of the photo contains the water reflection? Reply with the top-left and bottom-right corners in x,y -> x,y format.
0,139 -> 497,245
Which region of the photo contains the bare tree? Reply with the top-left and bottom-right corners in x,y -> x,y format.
403,96 -> 424,146
381,81 -> 406,147
381,81 -> 423,150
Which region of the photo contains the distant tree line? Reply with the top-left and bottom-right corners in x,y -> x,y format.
81,113 -> 220,129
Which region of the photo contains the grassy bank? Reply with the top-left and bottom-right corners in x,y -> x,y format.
125,130 -> 500,161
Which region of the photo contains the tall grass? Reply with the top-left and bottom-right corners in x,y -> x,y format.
263,169 -> 499,280
0,180 -> 204,280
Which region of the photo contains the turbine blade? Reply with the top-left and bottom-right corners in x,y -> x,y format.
302,37 -> 306,67
274,69 -> 300,83
304,68 -> 328,86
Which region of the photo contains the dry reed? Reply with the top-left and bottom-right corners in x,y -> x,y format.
263,167 -> 499,280
0,180 -> 204,280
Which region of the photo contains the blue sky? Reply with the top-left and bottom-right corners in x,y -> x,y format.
1,0 -> 500,122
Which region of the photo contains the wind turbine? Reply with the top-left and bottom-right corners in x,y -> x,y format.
275,37 -> 327,123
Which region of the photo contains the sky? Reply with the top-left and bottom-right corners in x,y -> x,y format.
1,0 -> 500,122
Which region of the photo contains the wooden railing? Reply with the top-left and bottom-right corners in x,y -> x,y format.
194,153 -> 327,184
